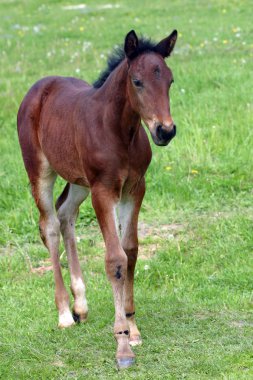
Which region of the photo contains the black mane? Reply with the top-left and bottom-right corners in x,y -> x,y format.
93,37 -> 158,89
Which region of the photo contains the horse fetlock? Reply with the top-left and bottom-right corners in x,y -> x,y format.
73,299 -> 88,322
126,311 -> 135,318
58,309 -> 75,328
115,329 -> 130,337
56,286 -> 74,328
127,317 -> 142,346
115,331 -> 135,357
129,335 -> 142,346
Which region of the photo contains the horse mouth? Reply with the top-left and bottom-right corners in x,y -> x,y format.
145,121 -> 176,146
151,135 -> 172,146
151,125 -> 176,146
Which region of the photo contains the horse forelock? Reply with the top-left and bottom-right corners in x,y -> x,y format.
93,37 -> 158,89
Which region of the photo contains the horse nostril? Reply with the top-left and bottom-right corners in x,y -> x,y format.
156,124 -> 164,140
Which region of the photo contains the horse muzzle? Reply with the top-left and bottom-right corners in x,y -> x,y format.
151,123 -> 177,146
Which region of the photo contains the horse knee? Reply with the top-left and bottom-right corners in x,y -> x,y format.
105,250 -> 128,281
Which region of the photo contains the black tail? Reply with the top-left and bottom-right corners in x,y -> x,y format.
55,183 -> 70,211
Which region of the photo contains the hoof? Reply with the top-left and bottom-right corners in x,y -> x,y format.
129,335 -> 142,347
116,357 -> 135,369
58,320 -> 75,329
58,318 -> 75,329
72,310 -> 88,323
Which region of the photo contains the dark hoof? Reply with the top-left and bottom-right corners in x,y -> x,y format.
72,311 -> 81,323
116,357 -> 135,369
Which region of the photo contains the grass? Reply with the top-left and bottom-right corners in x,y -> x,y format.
0,0 -> 253,378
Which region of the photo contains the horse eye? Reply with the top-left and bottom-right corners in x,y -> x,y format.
133,79 -> 143,88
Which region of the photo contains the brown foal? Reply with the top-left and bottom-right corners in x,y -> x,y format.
17,29 -> 177,368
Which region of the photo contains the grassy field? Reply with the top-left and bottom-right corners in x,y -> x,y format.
0,0 -> 253,378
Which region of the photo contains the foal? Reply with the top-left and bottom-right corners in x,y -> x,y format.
17,29 -> 177,368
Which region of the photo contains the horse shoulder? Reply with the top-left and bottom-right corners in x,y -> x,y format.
130,125 -> 152,174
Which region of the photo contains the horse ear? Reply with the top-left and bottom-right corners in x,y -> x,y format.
155,30 -> 177,58
124,30 -> 139,59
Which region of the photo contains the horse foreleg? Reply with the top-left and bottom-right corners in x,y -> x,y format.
91,184 -> 135,369
119,179 -> 145,346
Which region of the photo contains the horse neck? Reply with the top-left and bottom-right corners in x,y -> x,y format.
94,60 -> 141,145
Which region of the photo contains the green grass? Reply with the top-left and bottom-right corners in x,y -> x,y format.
0,0 -> 253,379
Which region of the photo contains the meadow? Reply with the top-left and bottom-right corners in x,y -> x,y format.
0,0 -> 253,379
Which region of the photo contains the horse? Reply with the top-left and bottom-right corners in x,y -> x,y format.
17,29 -> 177,369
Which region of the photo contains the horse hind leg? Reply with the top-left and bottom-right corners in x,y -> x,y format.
32,157 -> 75,328
56,183 -> 90,322
18,103 -> 74,328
